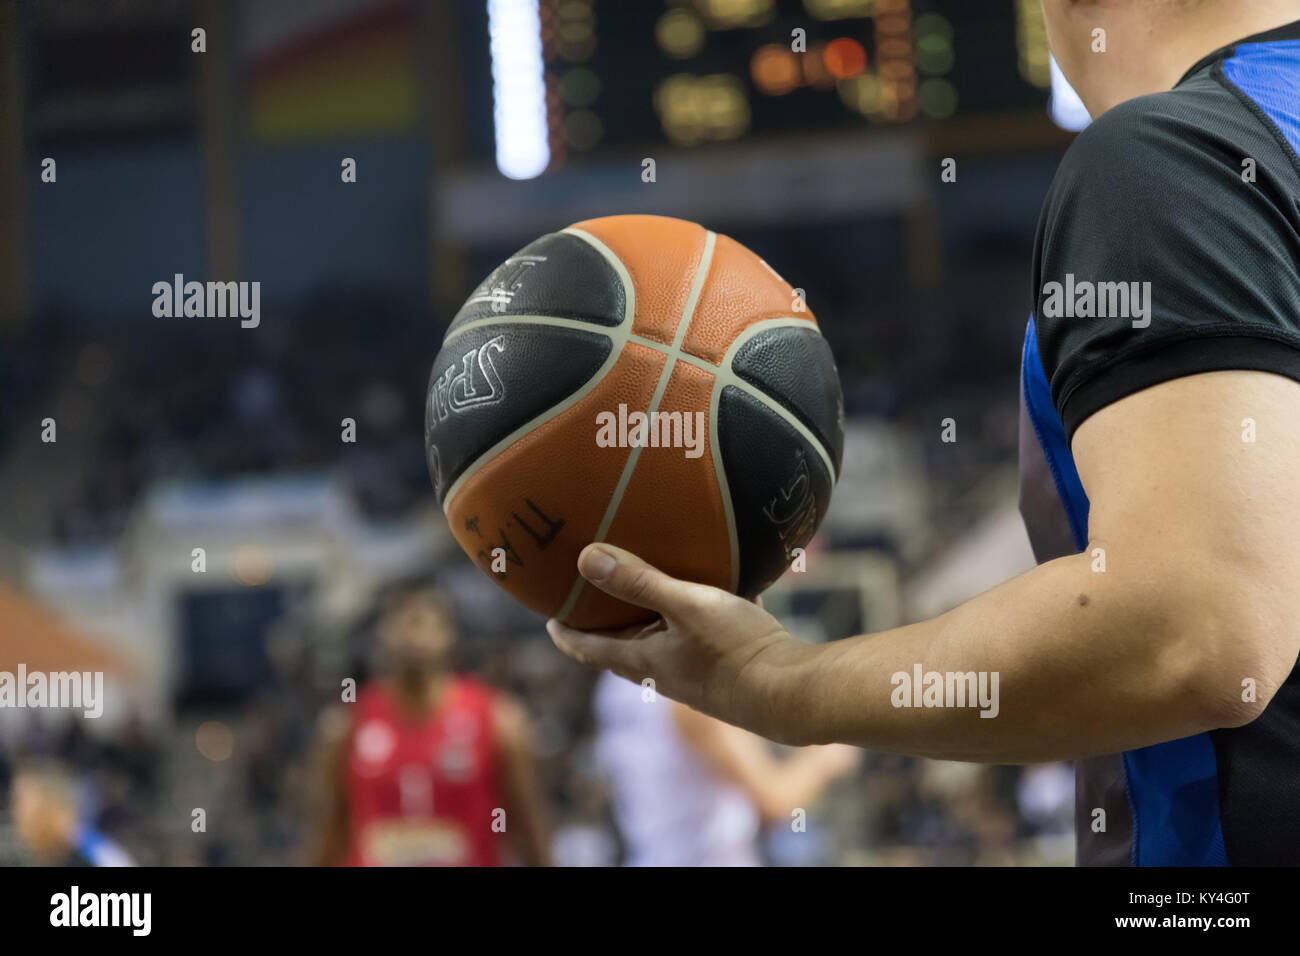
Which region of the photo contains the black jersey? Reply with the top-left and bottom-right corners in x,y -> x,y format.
1020,21 -> 1300,865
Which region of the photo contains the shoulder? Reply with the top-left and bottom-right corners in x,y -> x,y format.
1044,79 -> 1292,224
1036,81 -> 1300,303
1033,84 -> 1300,437
1052,89 -> 1234,201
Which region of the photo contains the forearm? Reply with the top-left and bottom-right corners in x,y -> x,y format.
752,549 -> 1248,761
309,716 -> 350,867
757,751 -> 843,820
312,817 -> 349,867
506,795 -> 550,867
500,744 -> 551,865
309,777 -> 349,866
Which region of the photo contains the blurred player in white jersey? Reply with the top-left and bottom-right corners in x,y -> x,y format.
593,672 -> 859,866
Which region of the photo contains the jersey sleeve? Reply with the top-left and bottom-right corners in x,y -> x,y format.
1031,91 -> 1300,439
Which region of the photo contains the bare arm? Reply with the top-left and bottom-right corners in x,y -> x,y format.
550,371 -> 1300,761
308,707 -> 352,867
493,696 -> 551,867
673,703 -> 859,822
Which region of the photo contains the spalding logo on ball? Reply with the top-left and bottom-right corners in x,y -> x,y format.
425,214 -> 844,630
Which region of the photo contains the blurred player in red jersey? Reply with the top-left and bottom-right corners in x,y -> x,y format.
312,588 -> 550,866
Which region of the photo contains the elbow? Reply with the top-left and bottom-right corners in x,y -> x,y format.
752,800 -> 780,825
753,794 -> 796,826
741,775 -> 803,824
1184,660 -> 1271,730
1160,590 -> 1295,731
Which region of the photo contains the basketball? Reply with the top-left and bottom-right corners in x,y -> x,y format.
425,214 -> 844,629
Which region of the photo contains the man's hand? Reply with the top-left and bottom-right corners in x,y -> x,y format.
546,544 -> 813,738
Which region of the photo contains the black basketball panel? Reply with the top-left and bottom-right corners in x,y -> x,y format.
425,324 -> 612,504
731,325 -> 845,476
445,233 -> 626,339
717,385 -> 835,598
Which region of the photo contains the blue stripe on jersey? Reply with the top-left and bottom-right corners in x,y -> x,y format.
1222,38 -> 1300,155
1124,740 -> 1228,865
1021,317 -> 1088,549
1022,317 -> 1228,866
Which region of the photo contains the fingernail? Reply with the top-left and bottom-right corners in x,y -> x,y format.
580,546 -> 616,582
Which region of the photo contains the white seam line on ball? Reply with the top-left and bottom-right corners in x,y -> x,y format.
555,229 -> 717,623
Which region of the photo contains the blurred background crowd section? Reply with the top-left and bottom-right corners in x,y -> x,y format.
0,0 -> 1080,864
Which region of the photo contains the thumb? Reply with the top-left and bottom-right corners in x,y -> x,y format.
576,543 -> 698,618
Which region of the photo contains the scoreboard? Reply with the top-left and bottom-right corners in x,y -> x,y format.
529,0 -> 1052,156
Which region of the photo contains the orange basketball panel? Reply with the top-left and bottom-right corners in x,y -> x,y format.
683,232 -> 818,365
568,215 -> 709,346
566,360 -> 732,630
445,342 -> 666,620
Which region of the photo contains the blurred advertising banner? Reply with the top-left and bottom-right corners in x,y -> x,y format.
244,0 -> 417,142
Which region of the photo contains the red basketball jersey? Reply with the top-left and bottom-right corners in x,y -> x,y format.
344,676 -> 504,866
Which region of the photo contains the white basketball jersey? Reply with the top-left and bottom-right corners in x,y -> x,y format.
593,672 -> 761,867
